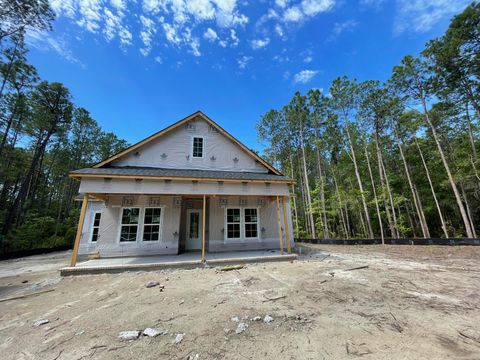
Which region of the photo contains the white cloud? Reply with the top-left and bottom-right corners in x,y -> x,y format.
329,20 -> 358,40
139,16 -> 156,55
274,24 -> 284,37
111,0 -> 126,12
301,0 -> 334,16
230,29 -> 239,46
48,0 -> 250,58
204,27 -> 218,41
251,37 -> 270,49
283,7 -> 303,22
275,0 -> 290,8
154,55 -> 162,63
238,55 -> 252,69
394,0 -> 470,34
293,69 -> 318,84
283,0 -> 335,22
26,29 -> 84,68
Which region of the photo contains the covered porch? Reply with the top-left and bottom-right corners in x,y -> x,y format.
69,191 -> 294,270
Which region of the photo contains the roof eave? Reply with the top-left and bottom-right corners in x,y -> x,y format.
68,172 -> 296,184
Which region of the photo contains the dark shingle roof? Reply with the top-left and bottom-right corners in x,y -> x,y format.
70,166 -> 293,182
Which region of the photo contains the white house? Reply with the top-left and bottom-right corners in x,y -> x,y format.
68,111 -> 295,267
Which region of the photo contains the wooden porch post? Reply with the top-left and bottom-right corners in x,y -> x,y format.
282,196 -> 292,254
275,196 -> 284,255
70,193 -> 89,267
201,194 -> 206,262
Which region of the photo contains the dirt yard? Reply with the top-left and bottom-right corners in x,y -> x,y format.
1,245 -> 479,360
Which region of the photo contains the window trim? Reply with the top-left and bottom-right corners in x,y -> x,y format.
141,206 -> 164,242
117,207 -> 141,243
191,135 -> 205,159
89,211 -> 102,243
243,207 -> 259,240
224,206 -> 260,242
225,207 -> 242,241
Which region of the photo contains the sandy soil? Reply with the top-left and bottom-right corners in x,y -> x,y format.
0,245 -> 479,360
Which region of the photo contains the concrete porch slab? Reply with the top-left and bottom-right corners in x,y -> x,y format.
60,250 -> 297,276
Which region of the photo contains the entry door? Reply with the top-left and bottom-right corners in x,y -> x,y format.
186,209 -> 202,250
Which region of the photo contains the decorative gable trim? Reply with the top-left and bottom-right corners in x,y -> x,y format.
92,111 -> 282,175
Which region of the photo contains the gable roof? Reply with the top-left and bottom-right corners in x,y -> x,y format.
92,111 -> 282,176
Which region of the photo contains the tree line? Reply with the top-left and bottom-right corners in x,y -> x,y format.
258,3 -> 480,240
0,0 -> 128,254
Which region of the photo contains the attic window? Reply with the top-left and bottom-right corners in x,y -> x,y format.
192,137 -> 204,158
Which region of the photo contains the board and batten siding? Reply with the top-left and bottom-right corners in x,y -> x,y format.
112,118 -> 268,173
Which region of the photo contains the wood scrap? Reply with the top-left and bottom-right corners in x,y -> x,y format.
0,288 -> 55,303
262,294 -> 286,302
343,265 -> 369,272
218,265 -> 244,272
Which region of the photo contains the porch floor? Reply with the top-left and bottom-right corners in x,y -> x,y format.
60,250 -> 297,276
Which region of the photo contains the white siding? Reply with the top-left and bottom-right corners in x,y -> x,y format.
78,195 -> 181,258
112,118 -> 269,173
77,195 -> 294,258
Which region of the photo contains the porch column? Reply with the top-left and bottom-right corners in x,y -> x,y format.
282,196 -> 292,254
201,194 -> 206,262
70,193 -> 89,267
275,196 -> 284,255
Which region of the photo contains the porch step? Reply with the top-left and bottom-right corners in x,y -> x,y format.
60,254 -> 297,276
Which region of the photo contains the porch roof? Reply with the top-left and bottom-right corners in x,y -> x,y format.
70,166 -> 294,183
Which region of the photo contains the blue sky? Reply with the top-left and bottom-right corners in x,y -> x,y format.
26,0 -> 471,152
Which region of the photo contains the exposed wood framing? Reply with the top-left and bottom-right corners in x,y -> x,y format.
201,194 -> 206,262
70,193 -> 89,267
282,196 -> 292,254
275,196 -> 284,255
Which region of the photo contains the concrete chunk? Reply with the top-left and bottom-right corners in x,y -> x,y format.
119,331 -> 140,340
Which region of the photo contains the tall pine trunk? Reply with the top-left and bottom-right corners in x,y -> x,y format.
420,97 -> 474,238
415,138 -> 449,238
299,127 -> 316,238
395,128 -> 430,238
345,124 -> 374,238
365,145 -> 384,243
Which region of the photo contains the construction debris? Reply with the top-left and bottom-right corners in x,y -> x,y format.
143,328 -> 164,337
218,265 -> 244,272
118,331 -> 140,340
235,322 -> 248,334
33,319 -> 49,327
263,315 -> 274,323
251,316 -> 262,321
174,333 -> 184,344
145,281 -> 160,288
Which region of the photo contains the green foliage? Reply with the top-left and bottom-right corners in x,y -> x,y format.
258,3 -> 479,240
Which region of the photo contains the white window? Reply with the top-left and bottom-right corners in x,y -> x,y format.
120,207 -> 140,242
192,136 -> 204,158
91,212 -> 101,242
226,208 -> 241,239
142,208 -> 162,241
225,207 -> 259,240
244,208 -> 258,238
